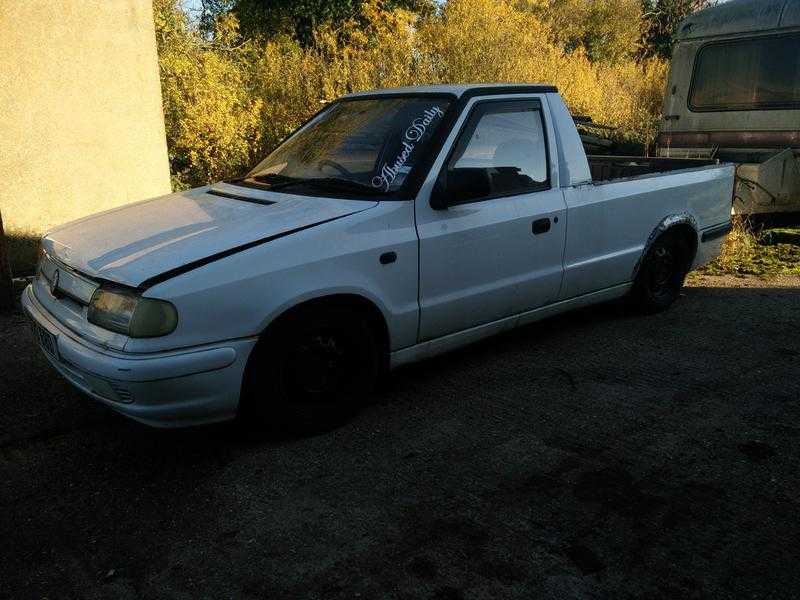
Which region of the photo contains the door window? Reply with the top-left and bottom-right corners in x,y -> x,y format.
445,100 -> 549,202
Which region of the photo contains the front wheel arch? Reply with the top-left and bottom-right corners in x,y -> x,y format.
237,294 -> 390,428
255,293 -> 390,369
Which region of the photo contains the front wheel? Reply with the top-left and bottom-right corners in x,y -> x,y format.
239,307 -> 379,433
629,231 -> 691,314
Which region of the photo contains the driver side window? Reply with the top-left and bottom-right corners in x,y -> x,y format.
447,100 -> 549,202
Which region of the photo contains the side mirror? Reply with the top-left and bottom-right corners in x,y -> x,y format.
430,168 -> 491,210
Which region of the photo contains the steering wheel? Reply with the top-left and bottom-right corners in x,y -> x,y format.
317,159 -> 353,178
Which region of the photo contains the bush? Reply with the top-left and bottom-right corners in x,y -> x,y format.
155,0 -> 669,190
699,220 -> 800,279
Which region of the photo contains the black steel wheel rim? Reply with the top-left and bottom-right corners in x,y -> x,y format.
286,327 -> 355,400
648,244 -> 677,299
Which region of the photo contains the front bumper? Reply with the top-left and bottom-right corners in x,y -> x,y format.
21,285 -> 257,427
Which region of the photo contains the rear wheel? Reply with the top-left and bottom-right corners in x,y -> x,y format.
629,231 -> 691,313
239,307 -> 379,433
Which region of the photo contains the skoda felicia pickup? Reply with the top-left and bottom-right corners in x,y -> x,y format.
23,84 -> 735,428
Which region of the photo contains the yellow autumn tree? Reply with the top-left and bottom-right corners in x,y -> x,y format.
154,0 -> 263,187
416,0 -> 666,144
155,0 -> 669,189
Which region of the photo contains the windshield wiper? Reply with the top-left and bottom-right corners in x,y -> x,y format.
232,174 -> 387,197
296,177 -> 387,196
225,173 -> 313,193
246,175 -> 386,197
246,173 -> 307,191
251,173 -> 296,185
223,174 -> 297,191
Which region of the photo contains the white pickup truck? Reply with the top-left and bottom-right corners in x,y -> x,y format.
23,84 -> 735,429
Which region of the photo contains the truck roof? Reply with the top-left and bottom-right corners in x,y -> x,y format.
341,83 -> 558,99
676,0 -> 800,40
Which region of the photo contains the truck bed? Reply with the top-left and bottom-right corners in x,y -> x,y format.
588,155 -> 719,183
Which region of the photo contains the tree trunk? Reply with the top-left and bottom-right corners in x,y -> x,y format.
0,210 -> 14,310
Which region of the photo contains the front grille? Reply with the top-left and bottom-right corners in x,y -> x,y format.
30,319 -> 58,359
48,352 -> 135,405
39,254 -> 99,306
108,381 -> 134,404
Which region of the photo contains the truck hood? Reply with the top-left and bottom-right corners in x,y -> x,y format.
42,182 -> 377,288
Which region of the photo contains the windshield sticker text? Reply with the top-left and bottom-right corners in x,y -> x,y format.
371,106 -> 445,191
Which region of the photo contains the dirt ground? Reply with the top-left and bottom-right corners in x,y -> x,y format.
2,275 -> 799,599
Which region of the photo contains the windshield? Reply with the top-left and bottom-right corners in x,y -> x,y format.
247,96 -> 452,195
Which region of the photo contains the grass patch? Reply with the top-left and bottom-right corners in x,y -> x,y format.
699,220 -> 800,279
3,231 -> 40,278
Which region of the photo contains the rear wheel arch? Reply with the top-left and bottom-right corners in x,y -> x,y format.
629,223 -> 696,314
634,215 -> 699,281
664,223 -> 699,269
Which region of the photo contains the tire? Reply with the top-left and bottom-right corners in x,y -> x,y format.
629,230 -> 691,314
239,306 -> 379,433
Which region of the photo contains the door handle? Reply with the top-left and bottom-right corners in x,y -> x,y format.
532,218 -> 551,235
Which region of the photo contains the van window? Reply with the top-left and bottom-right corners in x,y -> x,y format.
689,33 -> 800,111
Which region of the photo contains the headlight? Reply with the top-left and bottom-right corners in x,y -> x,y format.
88,287 -> 178,338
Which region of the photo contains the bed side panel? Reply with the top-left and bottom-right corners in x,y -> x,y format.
561,165 -> 733,300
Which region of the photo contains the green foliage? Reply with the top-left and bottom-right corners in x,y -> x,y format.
234,0 -> 360,44
518,0 -> 645,63
155,0 -> 264,186
200,0 -> 437,45
639,0 -> 715,58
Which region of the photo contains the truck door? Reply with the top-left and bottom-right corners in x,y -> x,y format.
415,97 -> 566,341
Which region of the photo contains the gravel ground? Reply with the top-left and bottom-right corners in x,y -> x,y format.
2,276 -> 799,599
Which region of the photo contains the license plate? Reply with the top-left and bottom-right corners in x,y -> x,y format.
31,320 -> 59,360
